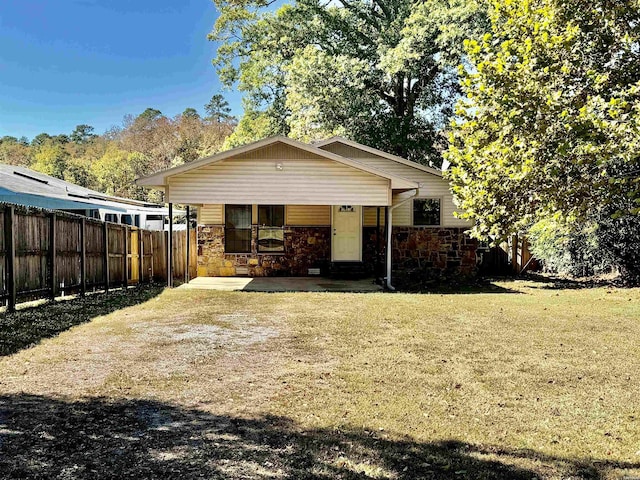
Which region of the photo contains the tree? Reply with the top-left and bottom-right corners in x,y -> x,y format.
176,109 -> 204,164
91,147 -> 148,200
31,142 -> 69,179
137,108 -> 163,123
0,136 -> 31,166
209,0 -> 487,163
182,108 -> 201,120
31,133 -> 52,147
64,158 -> 94,188
70,124 -> 97,144
446,0 -> 640,280
204,94 -> 233,123
118,108 -> 178,174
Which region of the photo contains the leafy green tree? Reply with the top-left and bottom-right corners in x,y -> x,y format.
31,133 -> 52,147
31,142 -> 69,179
0,136 -> 31,166
91,147 -> 149,199
446,0 -> 640,280
64,158 -> 94,188
52,134 -> 70,144
210,0 -> 487,163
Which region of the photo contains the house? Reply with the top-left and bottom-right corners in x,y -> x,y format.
0,164 -> 171,230
136,136 -> 477,288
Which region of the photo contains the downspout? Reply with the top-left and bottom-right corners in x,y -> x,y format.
386,187 -> 420,291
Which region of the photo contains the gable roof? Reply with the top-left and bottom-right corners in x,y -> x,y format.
136,136 -> 419,190
314,136 -> 443,178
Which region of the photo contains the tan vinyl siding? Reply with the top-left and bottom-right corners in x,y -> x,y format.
167,142 -> 391,206
286,205 -> 331,225
391,193 -> 412,226
319,142 -> 470,227
363,206 -> 385,227
199,204 -> 223,224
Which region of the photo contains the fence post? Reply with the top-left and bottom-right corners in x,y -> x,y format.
80,218 -> 86,296
149,232 -> 154,282
185,205 -> 190,284
167,203 -> 173,287
138,228 -> 144,284
50,213 -> 57,299
123,225 -> 128,287
103,222 -> 109,293
4,206 -> 16,312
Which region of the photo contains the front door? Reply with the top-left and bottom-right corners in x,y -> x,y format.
331,205 -> 362,261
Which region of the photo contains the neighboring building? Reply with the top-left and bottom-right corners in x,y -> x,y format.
136,136 -> 477,287
0,164 -> 170,230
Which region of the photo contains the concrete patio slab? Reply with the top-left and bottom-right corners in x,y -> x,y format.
180,276 -> 383,293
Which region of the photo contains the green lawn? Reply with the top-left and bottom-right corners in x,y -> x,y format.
0,279 -> 639,479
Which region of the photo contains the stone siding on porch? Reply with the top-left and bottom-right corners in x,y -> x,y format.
197,225 -> 330,277
197,224 -> 477,286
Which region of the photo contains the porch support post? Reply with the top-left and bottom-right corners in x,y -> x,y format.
167,203 -> 173,287
386,206 -> 393,290
386,189 -> 420,291
376,207 -> 381,279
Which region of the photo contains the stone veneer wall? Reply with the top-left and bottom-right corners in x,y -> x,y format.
362,226 -> 385,276
197,225 -> 330,277
390,227 -> 478,287
197,224 -> 477,284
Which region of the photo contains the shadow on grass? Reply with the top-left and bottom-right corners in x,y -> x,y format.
420,281 -> 522,295
400,278 -> 522,295
1,395 -> 636,480
495,273 -> 635,290
0,285 -> 165,357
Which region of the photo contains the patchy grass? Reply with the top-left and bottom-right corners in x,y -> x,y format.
0,279 -> 639,479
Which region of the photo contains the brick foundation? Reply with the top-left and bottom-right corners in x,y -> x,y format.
197,225 -> 330,277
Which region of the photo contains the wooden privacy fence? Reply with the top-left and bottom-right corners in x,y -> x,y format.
0,203 -> 196,312
478,234 -> 536,276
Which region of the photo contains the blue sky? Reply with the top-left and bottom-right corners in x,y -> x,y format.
0,0 -> 241,140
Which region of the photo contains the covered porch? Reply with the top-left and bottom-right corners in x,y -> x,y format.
179,276 -> 382,292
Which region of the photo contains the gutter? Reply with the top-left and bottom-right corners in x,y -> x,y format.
385,186 -> 421,291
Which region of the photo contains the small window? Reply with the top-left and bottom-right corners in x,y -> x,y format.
413,198 -> 441,226
258,205 -> 284,252
225,205 -> 252,253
